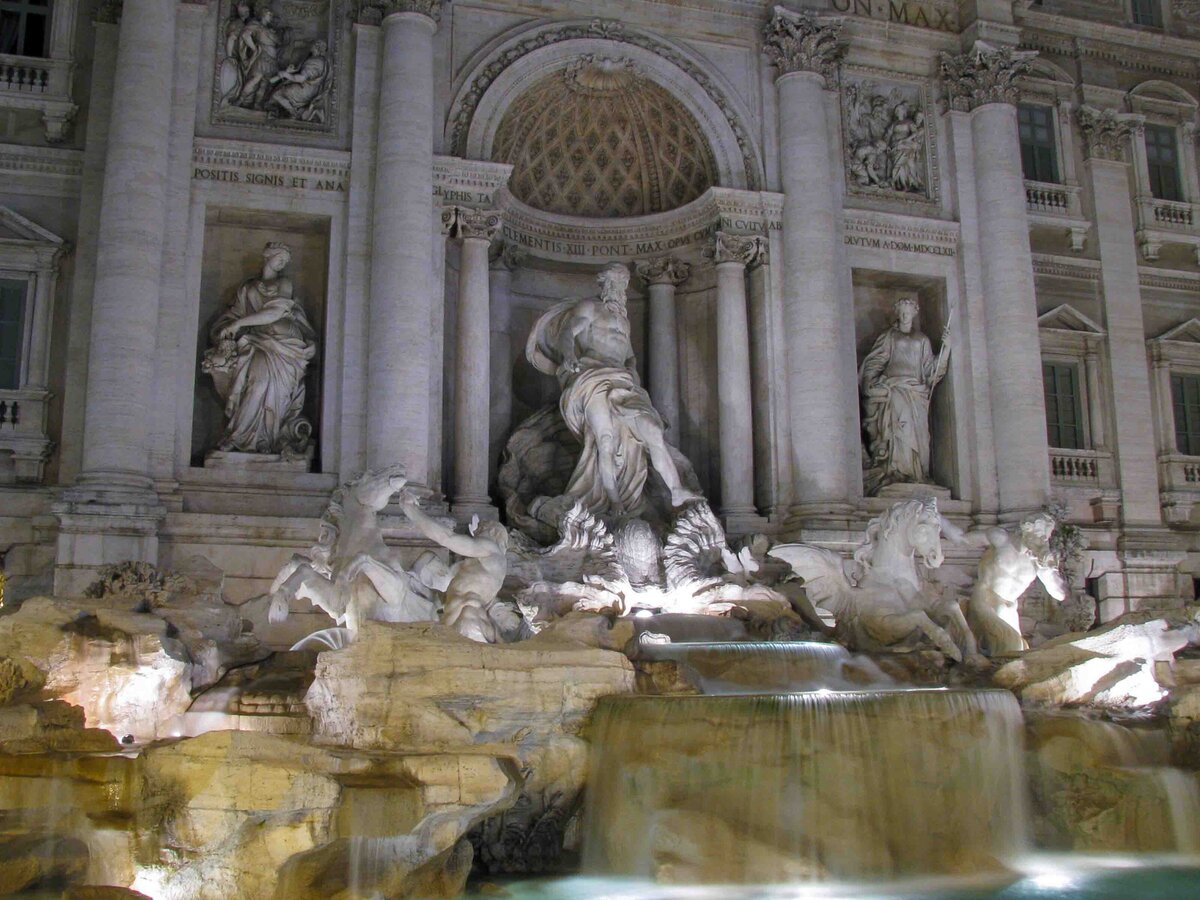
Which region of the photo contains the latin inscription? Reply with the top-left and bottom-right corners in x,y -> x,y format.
844,234 -> 956,257
192,166 -> 347,193
829,0 -> 957,32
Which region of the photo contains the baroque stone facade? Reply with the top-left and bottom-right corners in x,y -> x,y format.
2,0 -> 1200,621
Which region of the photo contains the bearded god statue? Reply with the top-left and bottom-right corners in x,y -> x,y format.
859,297 -> 950,495
499,263 -> 705,542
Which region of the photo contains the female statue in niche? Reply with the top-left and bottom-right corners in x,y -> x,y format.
202,241 -> 317,459
859,297 -> 950,495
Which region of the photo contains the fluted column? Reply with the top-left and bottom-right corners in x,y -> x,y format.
763,8 -> 856,521
710,232 -> 766,523
445,207 -> 501,519
1077,107 -> 1162,526
634,256 -> 690,443
940,41 -> 1048,517
365,1 -> 444,485
77,0 -> 178,492
489,241 -> 523,481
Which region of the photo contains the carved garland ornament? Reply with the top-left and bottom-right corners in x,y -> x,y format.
447,19 -> 762,191
442,206 -> 503,241
1076,106 -> 1142,162
761,6 -> 844,87
938,41 -> 1037,112
635,256 -> 691,287
708,231 -> 768,267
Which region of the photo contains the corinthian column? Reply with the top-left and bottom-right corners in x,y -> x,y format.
763,8 -> 857,522
634,256 -> 690,443
445,207 -> 501,519
710,232 -> 766,525
940,41 -> 1048,517
366,0 -> 445,486
1076,107 -> 1161,526
77,0 -> 178,492
489,241 -> 523,481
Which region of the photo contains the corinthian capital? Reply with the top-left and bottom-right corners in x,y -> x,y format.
635,256 -> 691,287
1077,106 -> 1144,162
762,6 -> 844,87
442,206 -> 501,242
938,41 -> 1037,112
708,232 -> 768,268
358,0 -> 446,26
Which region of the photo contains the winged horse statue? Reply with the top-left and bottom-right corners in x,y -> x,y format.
769,498 -> 981,663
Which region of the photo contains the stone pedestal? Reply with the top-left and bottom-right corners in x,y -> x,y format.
203,451 -> 312,474
876,482 -> 953,503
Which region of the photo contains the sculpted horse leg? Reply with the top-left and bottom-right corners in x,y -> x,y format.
931,599 -> 984,664
878,610 -> 962,662
269,560 -> 343,623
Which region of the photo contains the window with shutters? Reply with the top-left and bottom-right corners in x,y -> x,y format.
1019,104 -> 1060,184
1043,362 -> 1085,450
1172,373 -> 1200,456
0,278 -> 25,391
1145,124 -> 1183,201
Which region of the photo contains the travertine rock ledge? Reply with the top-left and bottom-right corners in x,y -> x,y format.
306,621 -> 637,874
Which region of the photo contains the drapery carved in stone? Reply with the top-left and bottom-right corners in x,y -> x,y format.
1076,106 -> 1143,162
214,0 -> 338,133
635,256 -> 691,286
938,41 -> 1036,112
761,6 -> 844,87
708,231 -> 768,267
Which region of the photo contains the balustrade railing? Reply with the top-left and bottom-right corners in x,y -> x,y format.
1025,182 -> 1071,214
0,55 -> 51,94
1050,449 -> 1101,483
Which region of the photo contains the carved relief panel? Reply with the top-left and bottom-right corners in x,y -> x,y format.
212,0 -> 341,134
840,69 -> 939,206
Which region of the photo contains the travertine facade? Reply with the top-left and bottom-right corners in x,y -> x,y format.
3,0 -> 1200,620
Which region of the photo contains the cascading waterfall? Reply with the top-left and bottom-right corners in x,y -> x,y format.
582,689 -> 1028,884
638,640 -> 894,693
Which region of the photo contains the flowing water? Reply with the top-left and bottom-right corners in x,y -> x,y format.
582,688 -> 1028,883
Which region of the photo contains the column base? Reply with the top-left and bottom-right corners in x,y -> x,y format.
451,498 -> 498,523
51,486 -> 167,597
783,501 -> 859,533
720,507 -> 770,536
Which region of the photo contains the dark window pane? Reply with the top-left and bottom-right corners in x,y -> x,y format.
1145,125 -> 1182,201
1043,362 -> 1084,450
0,279 -> 26,391
1132,0 -> 1164,28
1171,374 -> 1200,456
0,1 -> 51,57
1018,104 -> 1059,183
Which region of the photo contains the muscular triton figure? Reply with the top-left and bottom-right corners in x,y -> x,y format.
527,263 -> 700,518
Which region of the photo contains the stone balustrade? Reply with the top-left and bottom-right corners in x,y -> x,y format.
1136,197 -> 1200,262
0,387 -> 52,484
1024,180 -> 1088,251
0,53 -> 74,141
1157,453 -> 1200,524
1049,448 -> 1116,488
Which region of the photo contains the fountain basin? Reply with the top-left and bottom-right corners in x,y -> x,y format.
583,688 -> 1027,884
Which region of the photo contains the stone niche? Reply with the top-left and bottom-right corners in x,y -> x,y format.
191,208 -> 330,469
852,270 -> 958,496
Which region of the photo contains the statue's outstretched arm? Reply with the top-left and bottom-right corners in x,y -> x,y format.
1036,564 -> 1069,602
401,496 -> 496,559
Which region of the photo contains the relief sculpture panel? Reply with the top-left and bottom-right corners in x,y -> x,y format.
841,71 -> 936,204
213,0 -> 339,133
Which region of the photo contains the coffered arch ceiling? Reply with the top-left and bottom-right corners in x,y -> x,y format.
491,57 -> 719,219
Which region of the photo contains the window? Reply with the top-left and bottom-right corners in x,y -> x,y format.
0,0 -> 50,58
1172,373 -> 1200,455
1019,104 -> 1060,184
1043,362 -> 1085,450
0,278 -> 25,391
1131,0 -> 1164,28
1145,124 -> 1183,201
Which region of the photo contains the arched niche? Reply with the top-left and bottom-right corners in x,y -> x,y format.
445,19 -> 763,192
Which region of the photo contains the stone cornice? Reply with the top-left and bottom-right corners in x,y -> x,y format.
192,139 -> 350,181
939,41 -> 1037,112
0,144 -> 83,182
635,256 -> 691,286
1031,254 -> 1102,282
762,6 -> 844,87
1077,106 -> 1143,163
1017,9 -> 1200,76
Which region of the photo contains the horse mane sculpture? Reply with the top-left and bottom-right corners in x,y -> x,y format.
269,464 -> 437,639
769,498 -> 981,663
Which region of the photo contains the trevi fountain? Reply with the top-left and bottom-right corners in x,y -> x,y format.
2,2 -> 1200,899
